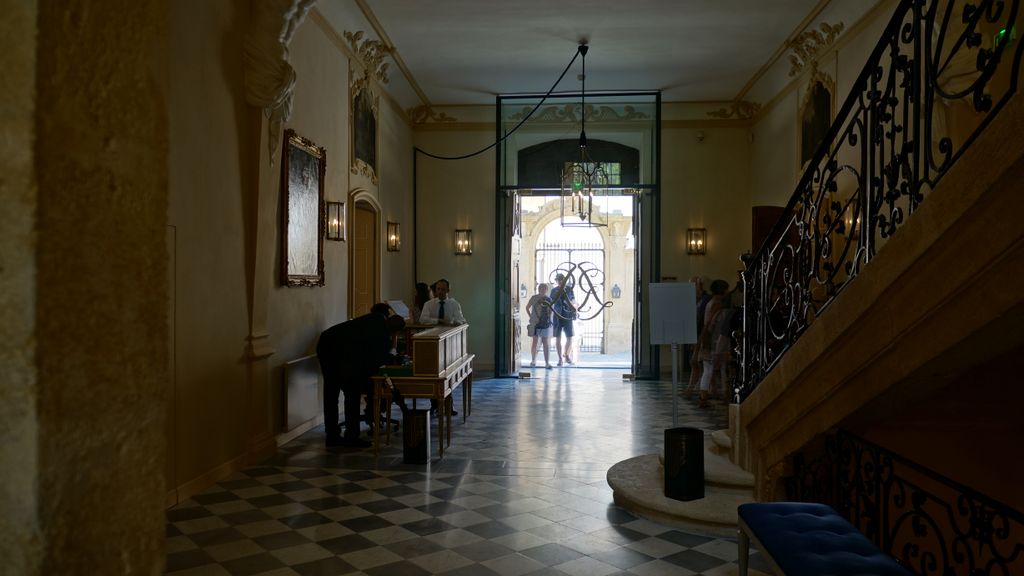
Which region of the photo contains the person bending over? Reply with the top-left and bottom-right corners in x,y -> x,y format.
317,303 -> 405,448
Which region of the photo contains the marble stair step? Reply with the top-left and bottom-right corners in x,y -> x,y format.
657,445 -> 754,494
710,429 -> 733,455
607,454 -> 754,538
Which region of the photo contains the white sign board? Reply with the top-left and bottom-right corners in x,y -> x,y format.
648,282 -> 697,345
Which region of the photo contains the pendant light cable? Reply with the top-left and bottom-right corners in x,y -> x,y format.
415,44 -> 588,161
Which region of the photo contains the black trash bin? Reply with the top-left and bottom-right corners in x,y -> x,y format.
664,427 -> 704,501
403,409 -> 431,464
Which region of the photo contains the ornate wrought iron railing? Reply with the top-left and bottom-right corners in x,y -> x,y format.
788,430 -> 1024,575
738,0 -> 1024,401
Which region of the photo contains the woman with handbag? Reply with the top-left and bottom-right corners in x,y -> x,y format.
526,283 -> 554,368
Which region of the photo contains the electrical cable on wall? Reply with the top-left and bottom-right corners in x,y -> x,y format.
414,44 -> 588,161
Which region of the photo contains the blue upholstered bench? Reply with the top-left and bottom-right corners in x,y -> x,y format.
737,502 -> 912,576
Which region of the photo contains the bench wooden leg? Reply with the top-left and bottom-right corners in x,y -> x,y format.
738,527 -> 749,576
446,395 -> 452,447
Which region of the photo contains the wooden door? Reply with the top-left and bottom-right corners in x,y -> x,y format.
350,201 -> 377,316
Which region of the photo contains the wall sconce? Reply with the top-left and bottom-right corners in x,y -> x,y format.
844,214 -> 860,239
687,228 -> 707,255
326,201 -> 345,241
455,229 -> 473,255
611,284 -> 622,299
386,221 -> 400,251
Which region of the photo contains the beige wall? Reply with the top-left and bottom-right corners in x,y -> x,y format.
3,0 -> 170,573
266,17 -> 353,411
166,4 -> 415,500
749,1 -> 897,208
379,98 -> 416,303
167,0 -> 251,500
1,0 -> 40,572
661,115 -> 752,286
414,128 -> 497,370
266,15 -> 415,429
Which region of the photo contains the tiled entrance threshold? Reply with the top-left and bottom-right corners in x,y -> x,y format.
166,370 -> 773,575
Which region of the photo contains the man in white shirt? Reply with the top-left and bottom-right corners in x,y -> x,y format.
419,278 -> 466,325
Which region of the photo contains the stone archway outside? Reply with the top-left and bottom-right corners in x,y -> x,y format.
519,196 -> 635,367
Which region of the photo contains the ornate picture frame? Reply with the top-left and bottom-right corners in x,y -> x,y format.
349,67 -> 380,184
796,48 -> 838,174
281,129 -> 326,287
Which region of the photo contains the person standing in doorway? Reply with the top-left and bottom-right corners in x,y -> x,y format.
550,272 -> 578,366
526,283 -> 554,368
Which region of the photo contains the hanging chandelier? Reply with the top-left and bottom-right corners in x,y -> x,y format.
560,44 -> 609,228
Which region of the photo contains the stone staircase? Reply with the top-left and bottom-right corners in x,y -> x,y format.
606,429 -> 755,537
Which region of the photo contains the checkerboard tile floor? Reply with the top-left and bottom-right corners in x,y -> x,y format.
166,369 -> 774,575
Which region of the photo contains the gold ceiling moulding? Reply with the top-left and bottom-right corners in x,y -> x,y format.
408,105 -> 458,124
707,100 -> 762,120
506,103 -> 650,123
787,21 -> 845,77
343,30 -> 392,90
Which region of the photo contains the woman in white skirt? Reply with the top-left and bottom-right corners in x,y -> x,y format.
526,283 -> 554,368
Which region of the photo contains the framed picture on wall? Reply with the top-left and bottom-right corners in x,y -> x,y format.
281,129 -> 326,287
797,54 -> 837,174
349,68 -> 380,184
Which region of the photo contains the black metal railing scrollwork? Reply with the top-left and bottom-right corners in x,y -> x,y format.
738,0 -> 1024,402
788,430 -> 1024,575
548,261 -> 612,321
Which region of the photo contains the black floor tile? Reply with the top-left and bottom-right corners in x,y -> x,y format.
167,506 -> 213,523
364,560 -> 432,576
661,549 -> 729,572
520,543 -> 584,566
463,520 -> 517,539
165,549 -> 215,572
219,552 -> 285,575
291,556 -> 356,576
386,536 -> 446,559
400,517 -> 457,536
252,530 -> 310,551
318,533 -> 377,555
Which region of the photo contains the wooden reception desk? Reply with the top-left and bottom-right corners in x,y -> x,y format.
371,323 -> 474,457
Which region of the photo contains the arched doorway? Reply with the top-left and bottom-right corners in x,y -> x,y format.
519,199 -> 635,367
495,92 -> 661,378
348,189 -> 381,317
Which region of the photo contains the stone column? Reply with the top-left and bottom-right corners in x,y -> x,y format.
0,1 -> 170,573
1,0 -> 43,573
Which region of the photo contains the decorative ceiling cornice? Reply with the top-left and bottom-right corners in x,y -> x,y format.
408,105 -> 458,124
707,100 -> 762,120
787,21 -> 845,77
344,30 -> 392,88
242,0 -> 317,163
506,104 -> 650,123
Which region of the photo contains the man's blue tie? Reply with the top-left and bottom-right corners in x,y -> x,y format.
438,300 -> 445,321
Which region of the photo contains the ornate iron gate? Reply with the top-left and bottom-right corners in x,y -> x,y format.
534,243 -> 606,353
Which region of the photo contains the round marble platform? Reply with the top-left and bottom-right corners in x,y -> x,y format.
607,453 -> 755,538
